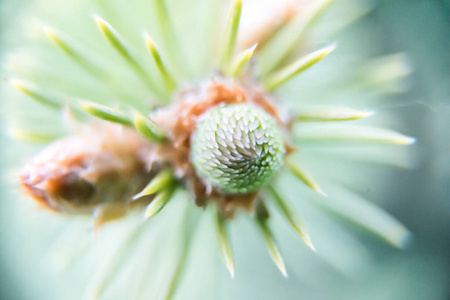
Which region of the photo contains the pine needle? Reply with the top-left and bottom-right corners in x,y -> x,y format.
255,214 -> 288,277
230,43 -> 257,77
264,43 -> 336,91
318,186 -> 412,249
216,212 -> 235,278
11,79 -> 60,109
296,107 -> 373,122
84,224 -> 146,300
267,186 -> 315,251
10,129 -> 60,144
94,16 -> 162,96
163,203 -> 200,300
81,101 -> 132,126
43,26 -> 104,78
133,113 -> 167,143
145,34 -> 177,92
219,0 -> 242,71
259,0 -> 335,75
296,125 -> 416,145
144,186 -> 176,219
286,159 -> 327,196
133,170 -> 174,200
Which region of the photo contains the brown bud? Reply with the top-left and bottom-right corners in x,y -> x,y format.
20,122 -> 156,218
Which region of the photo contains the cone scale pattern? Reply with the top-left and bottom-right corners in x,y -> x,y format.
191,103 -> 286,194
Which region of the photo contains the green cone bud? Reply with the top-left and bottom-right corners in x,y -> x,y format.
191,103 -> 285,194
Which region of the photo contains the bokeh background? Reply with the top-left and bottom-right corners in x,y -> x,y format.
0,0 -> 449,299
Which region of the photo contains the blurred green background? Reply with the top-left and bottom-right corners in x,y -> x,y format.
371,1 -> 450,296
0,0 -> 449,299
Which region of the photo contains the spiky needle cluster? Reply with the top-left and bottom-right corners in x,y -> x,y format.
8,0 -> 416,295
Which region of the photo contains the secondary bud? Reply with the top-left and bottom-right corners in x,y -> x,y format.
20,123 -> 154,215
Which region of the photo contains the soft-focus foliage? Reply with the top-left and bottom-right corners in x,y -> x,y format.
0,0 -> 449,300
